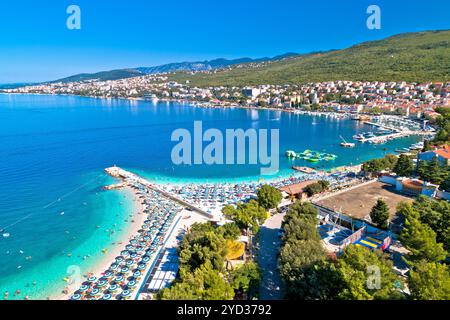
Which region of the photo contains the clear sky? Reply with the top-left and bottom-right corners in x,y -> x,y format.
0,0 -> 449,83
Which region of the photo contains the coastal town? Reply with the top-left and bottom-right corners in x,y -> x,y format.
3,75 -> 450,119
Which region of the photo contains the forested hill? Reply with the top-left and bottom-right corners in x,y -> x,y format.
169,30 -> 450,86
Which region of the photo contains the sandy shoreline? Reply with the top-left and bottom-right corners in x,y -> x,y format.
52,186 -> 147,300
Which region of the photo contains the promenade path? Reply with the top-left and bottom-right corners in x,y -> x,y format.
257,212 -> 285,300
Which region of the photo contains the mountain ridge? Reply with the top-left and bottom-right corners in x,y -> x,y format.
169,29 -> 450,86
51,53 -> 299,83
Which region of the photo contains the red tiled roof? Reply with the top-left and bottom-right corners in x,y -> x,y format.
434,145 -> 450,160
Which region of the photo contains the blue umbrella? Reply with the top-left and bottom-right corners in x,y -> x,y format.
121,290 -> 132,299
127,279 -> 137,287
71,293 -> 82,300
79,284 -> 89,292
115,275 -> 124,282
97,279 -> 108,287
101,294 -> 112,300
109,284 -> 119,292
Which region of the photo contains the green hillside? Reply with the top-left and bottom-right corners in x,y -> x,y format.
169,30 -> 450,86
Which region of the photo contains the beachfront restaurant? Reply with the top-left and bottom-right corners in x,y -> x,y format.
278,180 -> 318,201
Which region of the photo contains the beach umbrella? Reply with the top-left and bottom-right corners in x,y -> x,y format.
110,263 -> 119,271
97,279 -> 108,288
142,256 -> 150,263
126,259 -> 134,267
127,279 -> 137,288
133,271 -> 141,278
90,288 -> 100,297
121,290 -> 132,299
87,276 -> 97,283
71,293 -> 82,301
104,271 -> 114,278
121,266 -> 130,273
79,284 -> 89,292
101,294 -> 112,300
115,256 -> 125,263
120,250 -> 130,257
115,275 -> 124,282
137,263 -> 146,270
109,284 -> 119,293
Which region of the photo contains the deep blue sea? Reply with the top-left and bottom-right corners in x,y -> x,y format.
0,94 -> 420,299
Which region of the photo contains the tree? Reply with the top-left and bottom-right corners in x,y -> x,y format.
256,185 -> 282,210
410,196 -> 450,252
422,140 -> 432,152
222,200 -> 268,234
218,222 -> 241,240
398,203 -> 447,263
279,239 -> 327,282
285,261 -> 344,300
303,180 -> 330,197
418,157 -> 448,185
440,174 -> 450,192
369,199 -> 390,229
408,260 -> 450,300
160,262 -> 234,300
393,154 -> 414,177
336,246 -> 404,300
231,262 -> 261,296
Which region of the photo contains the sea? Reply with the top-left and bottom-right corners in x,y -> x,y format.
0,94 -> 421,299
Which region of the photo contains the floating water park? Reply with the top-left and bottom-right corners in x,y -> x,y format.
285,149 -> 338,162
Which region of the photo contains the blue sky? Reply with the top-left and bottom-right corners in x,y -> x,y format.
0,0 -> 449,83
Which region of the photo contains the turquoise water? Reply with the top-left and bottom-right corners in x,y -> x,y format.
0,94 -> 420,299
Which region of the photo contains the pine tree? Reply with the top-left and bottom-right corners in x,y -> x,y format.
393,154 -> 414,177
398,203 -> 447,263
370,199 -> 390,229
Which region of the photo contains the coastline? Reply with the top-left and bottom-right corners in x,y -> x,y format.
51,186 -> 147,300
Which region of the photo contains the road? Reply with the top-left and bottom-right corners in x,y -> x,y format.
256,212 -> 285,300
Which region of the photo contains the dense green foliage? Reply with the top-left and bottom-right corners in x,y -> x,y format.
160,262 -> 235,300
230,262 -> 261,296
170,30 -> 450,86
303,180 -> 330,197
370,199 -> 390,229
222,200 -> 268,234
396,198 -> 450,299
256,185 -> 282,210
398,202 -> 447,263
408,260 -> 450,300
335,246 -> 403,300
441,174 -> 450,192
279,202 -> 330,299
393,154 -> 414,177
362,154 -> 398,175
160,221 -> 260,300
432,107 -> 450,145
405,196 -> 450,252
418,157 -> 450,185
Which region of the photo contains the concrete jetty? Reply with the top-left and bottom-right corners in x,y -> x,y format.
105,166 -> 214,219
